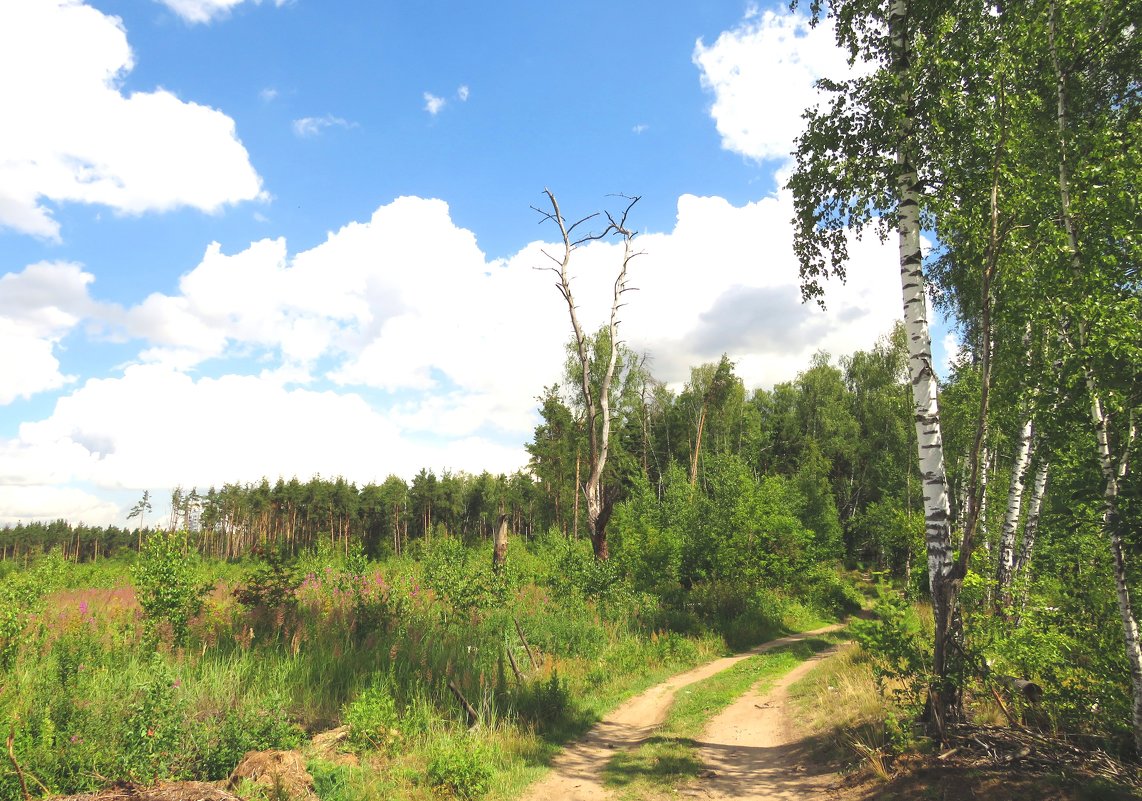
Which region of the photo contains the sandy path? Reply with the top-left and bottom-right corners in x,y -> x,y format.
517,625 -> 841,801
681,644 -> 843,800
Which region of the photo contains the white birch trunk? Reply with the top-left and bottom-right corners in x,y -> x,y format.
996,418 -> 1034,610
1012,455 -> 1049,625
1014,456 -> 1049,579
979,447 -> 993,606
890,0 -> 952,614
1092,394 -> 1142,754
890,0 -> 953,718
977,447 -> 991,552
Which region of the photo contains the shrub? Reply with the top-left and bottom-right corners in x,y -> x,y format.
425,736 -> 493,799
309,760 -> 365,801
851,585 -> 930,710
0,556 -> 67,670
423,537 -> 491,613
132,530 -> 210,646
193,694 -> 304,778
235,547 -> 302,612
514,671 -> 571,729
801,567 -> 863,617
121,655 -> 187,782
343,680 -> 402,753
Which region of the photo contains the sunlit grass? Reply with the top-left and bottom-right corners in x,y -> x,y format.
0,545 -> 857,800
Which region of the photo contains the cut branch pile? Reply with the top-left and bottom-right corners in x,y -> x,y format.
49,782 -> 241,801
941,724 -> 1141,789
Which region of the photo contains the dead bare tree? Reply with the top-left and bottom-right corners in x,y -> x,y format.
492,513 -> 509,573
534,188 -> 641,560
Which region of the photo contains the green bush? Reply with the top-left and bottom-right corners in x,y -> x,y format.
425,735 -> 493,799
310,760 -> 366,801
121,655 -> 187,782
193,694 -> 304,778
513,671 -> 570,729
343,679 -> 402,753
851,585 -> 929,710
423,537 -> 494,613
801,567 -> 863,617
0,556 -> 67,670
235,547 -> 302,611
132,530 -> 210,646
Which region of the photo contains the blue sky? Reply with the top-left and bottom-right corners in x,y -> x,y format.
0,0 -> 955,525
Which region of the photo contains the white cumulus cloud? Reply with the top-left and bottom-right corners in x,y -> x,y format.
693,8 -> 866,162
0,0 -> 265,239
292,115 -> 354,137
424,93 -> 447,115
939,330 -> 963,376
156,0 -> 290,25
0,485 -> 120,526
2,189 -> 904,513
0,262 -> 106,404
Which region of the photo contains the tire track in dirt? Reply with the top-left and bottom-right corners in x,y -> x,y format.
681,644 -> 844,800
517,625 -> 843,801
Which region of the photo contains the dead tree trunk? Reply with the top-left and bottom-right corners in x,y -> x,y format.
535,189 -> 641,560
492,513 -> 509,573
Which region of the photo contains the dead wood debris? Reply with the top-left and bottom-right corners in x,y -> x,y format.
48,782 -> 241,801
942,724 -> 1141,789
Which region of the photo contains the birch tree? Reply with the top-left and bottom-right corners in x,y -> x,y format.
788,0 -> 960,727
535,189 -> 641,560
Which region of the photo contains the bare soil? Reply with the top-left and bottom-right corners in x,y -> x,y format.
517,629 -> 1142,801
679,645 -> 844,800
517,625 -> 843,801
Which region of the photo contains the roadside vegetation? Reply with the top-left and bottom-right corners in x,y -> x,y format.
0,529 -> 850,800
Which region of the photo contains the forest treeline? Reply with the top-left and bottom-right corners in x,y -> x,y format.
1,326 -> 921,583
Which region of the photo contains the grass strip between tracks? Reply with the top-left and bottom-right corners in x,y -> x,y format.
601,632 -> 846,800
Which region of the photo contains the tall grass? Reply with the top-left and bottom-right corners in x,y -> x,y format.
0,538 -> 855,800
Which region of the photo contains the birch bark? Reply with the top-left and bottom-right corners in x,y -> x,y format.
889,0 -> 954,700
995,418 -> 1034,611
1013,456 -> 1049,580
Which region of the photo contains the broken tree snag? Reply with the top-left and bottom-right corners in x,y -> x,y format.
7,726 -> 30,801
492,513 -> 509,573
448,677 -> 480,728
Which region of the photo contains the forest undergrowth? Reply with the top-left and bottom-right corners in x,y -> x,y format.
785,581 -> 1142,800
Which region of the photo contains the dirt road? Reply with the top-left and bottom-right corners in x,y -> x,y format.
517,625 -> 842,801
681,644 -> 842,800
